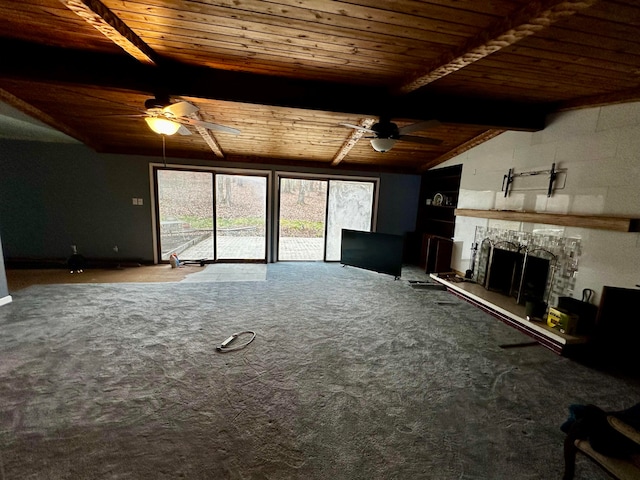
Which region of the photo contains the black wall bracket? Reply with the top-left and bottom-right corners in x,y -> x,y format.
501,163 -> 563,197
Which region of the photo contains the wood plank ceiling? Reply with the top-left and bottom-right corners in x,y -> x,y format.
1,0 -> 639,173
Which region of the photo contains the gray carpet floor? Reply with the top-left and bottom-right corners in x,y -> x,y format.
0,263 -> 638,479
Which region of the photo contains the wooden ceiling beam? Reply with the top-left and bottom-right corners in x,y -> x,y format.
193,124 -> 225,158
188,113 -> 225,158
398,0 -> 600,94
59,0 -> 158,65
0,87 -> 101,149
1,39 -> 548,131
419,130 -> 505,172
394,93 -> 547,131
331,118 -> 375,166
553,86 -> 640,112
60,1 -> 225,156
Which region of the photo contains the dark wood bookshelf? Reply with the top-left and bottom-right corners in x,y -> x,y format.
407,164 -> 462,272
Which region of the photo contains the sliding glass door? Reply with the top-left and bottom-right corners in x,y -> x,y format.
157,170 -> 214,261
325,180 -> 374,261
277,176 -> 376,261
156,169 -> 267,262
215,174 -> 267,260
156,169 -> 376,263
278,179 -> 327,260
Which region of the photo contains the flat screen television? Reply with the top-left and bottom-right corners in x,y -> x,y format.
340,229 -> 404,278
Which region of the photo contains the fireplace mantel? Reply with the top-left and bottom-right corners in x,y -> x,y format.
455,209 -> 640,232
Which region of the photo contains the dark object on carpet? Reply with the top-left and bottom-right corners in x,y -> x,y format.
67,253 -> 86,273
562,404 -> 640,480
561,404 -> 640,458
410,283 -> 446,290
408,280 -> 446,290
499,341 -> 540,349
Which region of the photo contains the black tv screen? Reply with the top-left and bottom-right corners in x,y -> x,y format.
340,229 -> 404,278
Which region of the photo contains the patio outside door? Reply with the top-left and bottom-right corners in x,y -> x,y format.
156,169 -> 267,262
215,174 -> 267,260
277,177 -> 375,261
325,180 -> 374,261
278,178 -> 327,260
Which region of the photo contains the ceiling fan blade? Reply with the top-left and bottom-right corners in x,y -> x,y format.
100,113 -> 146,118
398,134 -> 443,146
163,101 -> 199,118
182,117 -> 241,135
340,123 -> 377,134
398,119 -> 441,136
176,125 -> 192,136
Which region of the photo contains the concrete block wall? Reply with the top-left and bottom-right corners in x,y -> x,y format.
438,102 -> 640,304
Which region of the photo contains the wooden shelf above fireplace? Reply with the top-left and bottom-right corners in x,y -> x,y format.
454,209 -> 640,232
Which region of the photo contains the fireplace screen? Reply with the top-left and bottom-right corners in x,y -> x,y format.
480,240 -> 555,305
485,243 -> 523,297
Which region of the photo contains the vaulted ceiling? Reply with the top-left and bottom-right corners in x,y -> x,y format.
1,0 -> 640,173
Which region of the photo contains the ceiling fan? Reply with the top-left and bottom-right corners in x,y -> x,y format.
142,95 -> 241,136
341,118 -> 442,152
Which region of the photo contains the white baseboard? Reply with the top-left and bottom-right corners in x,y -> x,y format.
0,295 -> 12,307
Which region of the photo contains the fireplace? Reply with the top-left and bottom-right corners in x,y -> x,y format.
473,227 -> 581,310
519,249 -> 552,305
485,241 -> 523,297
481,239 -> 556,306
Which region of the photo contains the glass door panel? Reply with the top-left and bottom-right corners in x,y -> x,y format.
215,174 -> 267,260
325,180 -> 375,261
157,170 -> 214,261
278,178 -> 327,260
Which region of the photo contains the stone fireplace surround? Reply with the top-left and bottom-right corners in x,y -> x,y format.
472,226 -> 581,308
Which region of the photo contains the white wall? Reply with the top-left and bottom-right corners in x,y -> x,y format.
438,102 -> 640,304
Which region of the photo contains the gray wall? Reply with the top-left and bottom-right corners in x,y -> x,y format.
0,236 -> 7,300
0,140 -> 420,263
0,141 -> 153,261
377,173 -> 421,235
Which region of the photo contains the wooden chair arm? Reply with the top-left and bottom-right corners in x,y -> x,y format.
609,416 -> 640,446
574,439 -> 640,480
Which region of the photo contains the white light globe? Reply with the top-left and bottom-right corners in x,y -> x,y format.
145,117 -> 181,135
370,138 -> 396,152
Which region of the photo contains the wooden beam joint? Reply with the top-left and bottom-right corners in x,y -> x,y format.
61,0 -> 158,65
331,118 -> 375,166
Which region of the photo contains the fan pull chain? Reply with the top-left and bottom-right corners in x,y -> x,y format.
162,134 -> 167,168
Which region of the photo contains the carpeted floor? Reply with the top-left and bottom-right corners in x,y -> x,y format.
0,263 -> 638,479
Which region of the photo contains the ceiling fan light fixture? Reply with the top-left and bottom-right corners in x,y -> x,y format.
145,117 -> 181,135
370,137 -> 397,152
